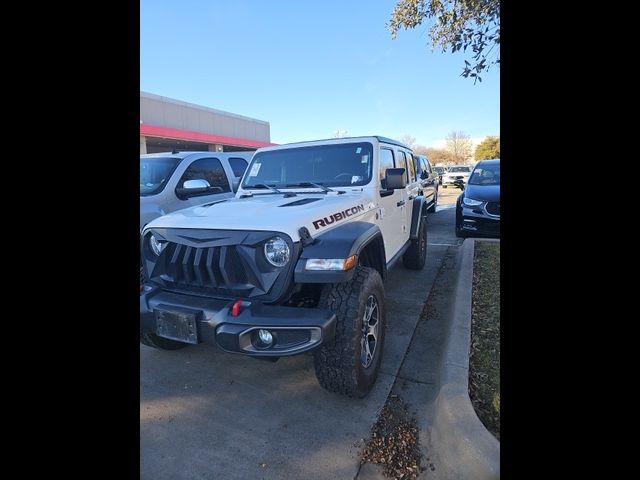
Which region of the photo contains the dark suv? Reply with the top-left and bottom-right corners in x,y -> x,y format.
455,159 -> 500,237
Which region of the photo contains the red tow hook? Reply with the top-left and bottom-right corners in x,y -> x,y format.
230,299 -> 243,317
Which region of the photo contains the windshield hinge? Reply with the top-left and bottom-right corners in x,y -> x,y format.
298,227 -> 315,247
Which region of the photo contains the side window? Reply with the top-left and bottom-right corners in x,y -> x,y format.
413,156 -> 420,178
396,150 -> 408,182
178,158 -> 231,194
422,158 -> 431,175
406,152 -> 416,181
379,148 -> 395,189
228,157 -> 249,178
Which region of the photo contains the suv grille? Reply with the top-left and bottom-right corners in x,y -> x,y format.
143,229 -> 297,301
163,243 -> 248,291
485,202 -> 500,216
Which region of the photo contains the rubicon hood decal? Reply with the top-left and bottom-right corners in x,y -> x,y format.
146,193 -> 375,242
312,205 -> 365,230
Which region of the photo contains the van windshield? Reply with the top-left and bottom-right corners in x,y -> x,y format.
469,163 -> 500,185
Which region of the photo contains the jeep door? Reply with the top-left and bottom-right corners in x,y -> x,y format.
378,147 -> 408,259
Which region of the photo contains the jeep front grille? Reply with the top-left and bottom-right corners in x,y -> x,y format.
143,229 -> 297,301
164,243 -> 248,290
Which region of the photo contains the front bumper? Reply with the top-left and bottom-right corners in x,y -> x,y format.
140,286 -> 336,357
442,177 -> 467,186
459,206 -> 500,237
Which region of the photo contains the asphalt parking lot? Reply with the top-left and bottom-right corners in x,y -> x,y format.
140,186 -> 463,480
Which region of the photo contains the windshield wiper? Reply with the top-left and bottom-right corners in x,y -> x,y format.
244,183 -> 283,194
283,182 -> 345,194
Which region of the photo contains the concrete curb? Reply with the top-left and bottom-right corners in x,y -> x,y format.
429,238 -> 500,479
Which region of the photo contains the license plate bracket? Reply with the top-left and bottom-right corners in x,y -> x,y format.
154,305 -> 200,344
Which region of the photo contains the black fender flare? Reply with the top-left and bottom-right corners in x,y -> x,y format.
294,221 -> 384,283
409,196 -> 427,240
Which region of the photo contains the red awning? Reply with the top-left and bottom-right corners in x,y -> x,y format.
140,124 -> 275,149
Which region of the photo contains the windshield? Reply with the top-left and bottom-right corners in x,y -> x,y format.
434,167 -> 445,173
449,166 -> 471,173
242,142 -> 374,189
468,163 -> 500,185
140,157 -> 181,196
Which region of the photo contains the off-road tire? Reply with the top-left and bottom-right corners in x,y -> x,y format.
314,266 -> 386,398
140,332 -> 189,350
403,215 -> 427,270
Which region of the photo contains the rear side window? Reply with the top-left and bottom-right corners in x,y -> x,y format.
379,148 -> 395,189
228,157 -> 249,178
396,150 -> 408,181
413,156 -> 421,177
178,158 -> 231,193
406,152 -> 416,181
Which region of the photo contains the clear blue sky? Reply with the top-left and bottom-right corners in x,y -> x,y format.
140,0 -> 499,147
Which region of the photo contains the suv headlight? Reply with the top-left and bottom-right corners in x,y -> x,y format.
462,197 -> 484,207
264,236 -> 290,267
149,234 -> 167,256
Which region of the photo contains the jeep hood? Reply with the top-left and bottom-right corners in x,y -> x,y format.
145,192 -> 376,242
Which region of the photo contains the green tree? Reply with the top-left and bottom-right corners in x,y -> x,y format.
388,0 -> 500,83
474,136 -> 500,160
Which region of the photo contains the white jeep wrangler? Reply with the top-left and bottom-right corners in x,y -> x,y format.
140,136 -> 434,397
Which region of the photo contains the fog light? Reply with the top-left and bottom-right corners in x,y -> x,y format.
257,329 -> 273,347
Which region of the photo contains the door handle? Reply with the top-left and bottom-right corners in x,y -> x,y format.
396,200 -> 405,207
408,195 -> 415,200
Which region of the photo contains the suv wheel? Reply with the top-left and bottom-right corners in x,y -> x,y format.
455,207 -> 468,238
314,266 -> 386,397
140,332 -> 189,350
403,215 -> 427,270
427,192 -> 438,213
455,224 -> 468,238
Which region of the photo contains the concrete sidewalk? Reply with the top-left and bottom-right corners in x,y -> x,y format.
358,238 -> 500,480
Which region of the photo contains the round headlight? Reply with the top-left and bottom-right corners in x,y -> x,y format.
264,236 -> 290,267
149,235 -> 166,256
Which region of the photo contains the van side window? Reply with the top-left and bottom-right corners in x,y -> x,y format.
228,157 -> 249,178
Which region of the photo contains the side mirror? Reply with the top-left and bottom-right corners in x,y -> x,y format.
176,179 -> 222,199
183,179 -> 211,190
420,171 -> 428,180
453,179 -> 465,190
385,168 -> 406,190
